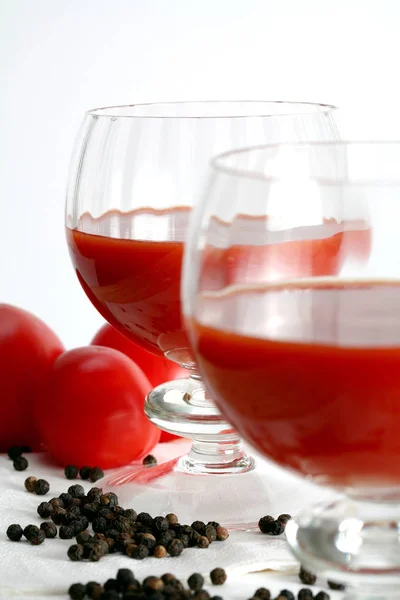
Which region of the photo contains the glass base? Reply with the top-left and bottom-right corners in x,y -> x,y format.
144,378 -> 255,475
286,496 -> 400,599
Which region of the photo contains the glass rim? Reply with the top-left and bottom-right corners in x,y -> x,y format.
86,100 -> 336,119
211,140 -> 400,185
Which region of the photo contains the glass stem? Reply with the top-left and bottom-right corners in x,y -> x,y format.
177,432 -> 255,475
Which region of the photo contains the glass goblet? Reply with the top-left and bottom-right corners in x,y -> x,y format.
184,140 -> 400,595
66,102 -> 338,525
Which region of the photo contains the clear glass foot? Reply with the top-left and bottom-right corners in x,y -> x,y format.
104,378 -> 268,528
286,495 -> 400,599
144,377 -> 255,475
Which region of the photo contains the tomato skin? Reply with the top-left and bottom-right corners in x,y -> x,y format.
33,346 -> 161,468
0,304 -> 64,451
92,324 -> 187,442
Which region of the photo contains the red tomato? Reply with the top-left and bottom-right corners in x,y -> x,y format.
91,324 -> 187,442
33,346 -> 161,468
0,304 -> 64,451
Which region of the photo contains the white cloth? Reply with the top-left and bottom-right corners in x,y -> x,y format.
0,448 -> 344,599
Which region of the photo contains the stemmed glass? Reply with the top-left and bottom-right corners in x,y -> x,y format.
183,141 -> 400,596
65,102 -> 338,525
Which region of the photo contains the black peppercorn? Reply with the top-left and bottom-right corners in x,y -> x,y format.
210,568 -> 227,586
192,520 -> 206,535
299,566 -> 317,586
82,502 -> 100,521
89,466 -> 104,482
153,544 -> 167,558
87,487 -> 102,502
24,476 -> 38,493
115,516 -> 132,534
177,533 -> 189,548
68,543 -> 84,561
137,512 -> 153,527
143,576 -> 164,593
298,590 -> 313,600
197,535 -> 210,548
71,517 -> 89,536
277,513 -> 292,525
68,484 -> 85,498
216,526 -> 229,541
85,541 -> 105,562
37,501 -> 53,519
30,530 -> 46,545
23,524 -> 40,541
13,456 -> 29,471
58,492 -> 74,508
188,528 -> 201,546
79,465 -> 92,480
68,583 -> 86,600
49,497 -> 63,510
327,580 -> 345,590
98,507 -> 113,520
132,544 -> 150,559
51,507 -> 67,525
168,538 -> 184,556
166,512 -> 179,525
40,522 -> 57,538
254,587 -> 271,599
157,530 -> 173,546
210,597 -> 223,600
123,508 -> 137,522
142,454 -> 157,465
8,446 -> 22,460
279,591 -> 295,600
100,492 -> 118,507
62,509 -> 81,527
205,524 -> 217,542
116,568 -> 135,591
64,465 -> 79,479
35,478 -> 50,495
141,536 -> 157,552
315,593 -> 330,600
76,530 -> 91,544
125,543 -> 138,558
153,515 -> 169,532
59,525 -> 74,539
6,524 -> 23,541
93,517 -> 107,533
188,573 -> 204,591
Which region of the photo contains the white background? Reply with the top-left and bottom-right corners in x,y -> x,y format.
1,0 -> 400,349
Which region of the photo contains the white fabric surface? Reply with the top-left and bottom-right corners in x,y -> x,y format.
0,447 -> 344,599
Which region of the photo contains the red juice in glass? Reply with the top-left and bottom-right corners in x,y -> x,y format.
193,279 -> 400,489
66,209 -> 190,360
66,208 -> 370,363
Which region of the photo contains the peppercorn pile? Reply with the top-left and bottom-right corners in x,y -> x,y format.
7,482 -> 229,563
68,567 -> 227,599
67,568 -> 337,600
